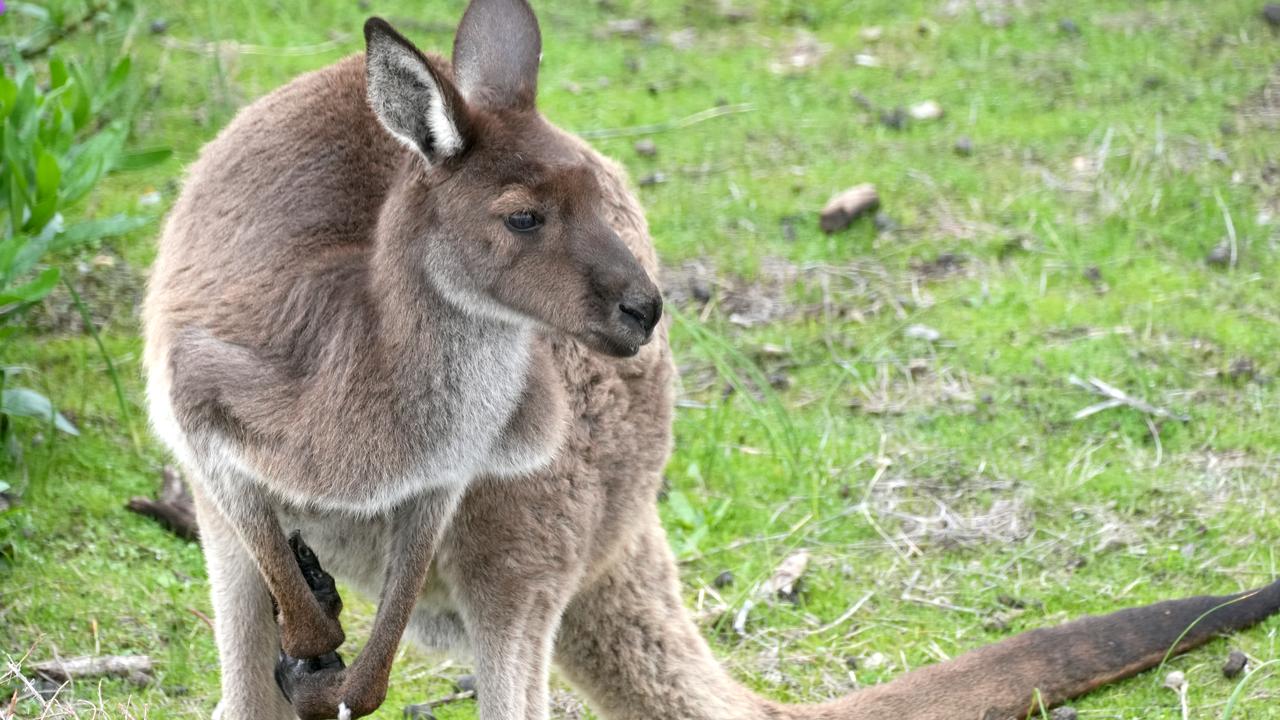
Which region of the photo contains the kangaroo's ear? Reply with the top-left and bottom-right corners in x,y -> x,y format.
452,0 -> 542,110
364,17 -> 470,163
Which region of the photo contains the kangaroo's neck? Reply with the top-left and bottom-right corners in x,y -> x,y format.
369,242 -> 532,391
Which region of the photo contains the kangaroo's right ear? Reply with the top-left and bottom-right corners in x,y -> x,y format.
364,17 -> 470,163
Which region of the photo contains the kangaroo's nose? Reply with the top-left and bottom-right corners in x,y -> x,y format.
619,292 -> 662,337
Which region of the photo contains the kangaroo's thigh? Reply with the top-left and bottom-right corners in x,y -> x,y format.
438,475 -> 586,720
192,482 -> 297,720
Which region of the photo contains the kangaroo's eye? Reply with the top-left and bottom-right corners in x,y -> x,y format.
505,210 -> 542,233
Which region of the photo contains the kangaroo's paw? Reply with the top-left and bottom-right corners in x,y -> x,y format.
273,531 -> 346,659
274,652 -> 348,719
287,530 -> 344,620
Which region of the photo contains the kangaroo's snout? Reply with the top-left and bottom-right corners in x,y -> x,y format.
582,232 -> 662,358
618,288 -> 662,339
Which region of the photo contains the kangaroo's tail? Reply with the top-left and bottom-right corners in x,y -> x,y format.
554,519 -> 1280,720
802,577 -> 1280,719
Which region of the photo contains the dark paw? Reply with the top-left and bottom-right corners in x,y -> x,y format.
275,648 -> 345,706
288,530 -> 343,620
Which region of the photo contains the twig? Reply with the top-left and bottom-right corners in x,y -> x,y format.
1214,189 -> 1238,269
576,103 -> 754,139
804,591 -> 874,637
187,607 -> 215,632
405,689 -> 476,711
1069,375 -> 1189,422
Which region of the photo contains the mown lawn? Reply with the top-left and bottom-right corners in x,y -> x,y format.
2,0 -> 1279,718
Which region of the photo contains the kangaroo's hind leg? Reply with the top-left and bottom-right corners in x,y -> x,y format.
191,482 -> 297,720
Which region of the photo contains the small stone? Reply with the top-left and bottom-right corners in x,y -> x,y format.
854,53 -> 882,68
1163,670 -> 1186,691
638,172 -> 668,187
904,324 -> 941,342
1050,708 -> 1078,720
149,18 -> 170,35
1223,649 -> 1248,678
605,18 -> 655,37
954,136 -> 974,156
779,215 -> 801,242
1265,3 -> 1280,27
667,28 -> 698,51
1058,19 -> 1080,35
872,212 -> 897,233
713,570 -> 734,588
984,12 -> 1013,29
1228,357 -> 1257,382
908,100 -> 944,121
633,138 -> 658,157
879,107 -> 907,130
819,183 -> 880,233
690,276 -> 712,304
860,26 -> 884,42
1206,241 -> 1232,266
455,674 -> 477,693
403,704 -> 438,720
863,652 -> 888,670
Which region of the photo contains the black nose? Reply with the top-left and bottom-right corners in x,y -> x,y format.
619,293 -> 662,337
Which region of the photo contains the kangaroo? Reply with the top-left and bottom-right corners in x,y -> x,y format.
142,1 -> 1280,719
143,2 -> 660,717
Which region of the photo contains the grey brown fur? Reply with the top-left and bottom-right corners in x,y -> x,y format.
143,1 -> 1280,719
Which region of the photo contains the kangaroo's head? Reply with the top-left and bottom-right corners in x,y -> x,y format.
364,0 -> 662,358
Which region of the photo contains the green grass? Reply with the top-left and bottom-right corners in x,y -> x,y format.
3,0 -> 1280,717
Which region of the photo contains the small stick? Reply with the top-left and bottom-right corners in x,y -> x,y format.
1069,375 -> 1189,422
1214,190 -> 1238,269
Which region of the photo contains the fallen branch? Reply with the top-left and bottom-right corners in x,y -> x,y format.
126,466 -> 199,541
1069,375 -> 1189,422
30,655 -> 153,686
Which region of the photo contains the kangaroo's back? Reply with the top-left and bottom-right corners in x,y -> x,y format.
144,56 -> 397,358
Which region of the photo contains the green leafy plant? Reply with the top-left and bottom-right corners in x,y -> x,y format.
0,51 -> 168,472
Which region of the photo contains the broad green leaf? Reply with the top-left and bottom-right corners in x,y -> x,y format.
666,489 -> 701,528
49,57 -> 70,90
10,216 -> 61,279
0,267 -> 60,305
62,124 -> 126,203
104,57 -> 133,100
0,77 -> 18,122
54,214 -> 152,250
1,388 -> 79,436
116,147 -> 173,172
23,195 -> 57,235
35,150 -> 60,200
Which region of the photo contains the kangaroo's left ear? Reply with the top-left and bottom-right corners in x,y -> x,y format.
365,17 -> 471,163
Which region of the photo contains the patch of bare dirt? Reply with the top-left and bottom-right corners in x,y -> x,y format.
1240,64 -> 1280,130
27,250 -> 144,334
661,254 -> 961,332
848,359 -> 987,417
